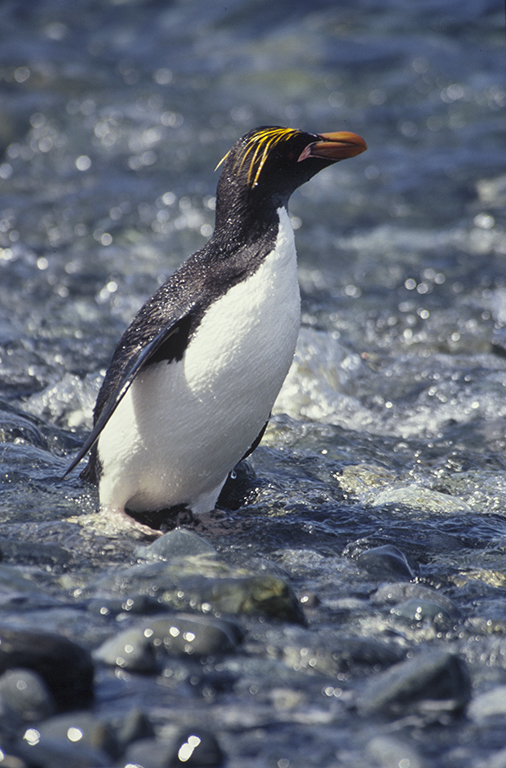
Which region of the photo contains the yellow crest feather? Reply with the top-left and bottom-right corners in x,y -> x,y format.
215,127 -> 302,188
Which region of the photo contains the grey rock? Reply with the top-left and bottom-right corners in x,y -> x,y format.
356,545 -> 415,580
94,613 -> 241,670
283,636 -> 404,676
93,627 -> 157,672
0,748 -> 29,768
145,613 -> 241,657
34,710 -> 119,758
168,727 -> 224,766
135,528 -> 217,562
122,729 -> 225,768
367,735 -> 426,768
0,691 -> 23,739
87,594 -> 161,617
357,650 -> 471,717
160,575 -> 306,623
372,582 -> 461,618
468,685 -> 506,721
122,737 -> 174,768
0,627 -> 94,711
390,598 -> 453,624
0,564 -> 48,594
90,559 -> 304,623
16,736 -> 111,768
0,667 -> 55,721
480,747 -> 506,768
0,538 -> 72,568
114,707 -> 155,749
371,485 -> 472,514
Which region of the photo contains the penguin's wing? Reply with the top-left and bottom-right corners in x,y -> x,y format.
63,314 -> 192,477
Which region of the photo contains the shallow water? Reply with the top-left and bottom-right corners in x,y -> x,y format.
1,0 -> 506,766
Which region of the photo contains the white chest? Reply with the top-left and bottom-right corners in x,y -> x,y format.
97,207 -> 301,513
185,207 -> 300,396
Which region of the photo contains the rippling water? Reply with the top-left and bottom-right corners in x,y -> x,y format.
1,1 -> 506,765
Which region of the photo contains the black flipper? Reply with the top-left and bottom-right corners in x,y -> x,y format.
63,314 -> 193,478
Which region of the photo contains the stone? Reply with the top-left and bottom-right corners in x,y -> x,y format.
371,485 -> 472,515
390,598 -> 453,625
135,528 -> 217,562
114,707 -> 155,750
283,636 -> 403,676
16,736 -> 110,768
160,575 -> 306,624
468,685 -> 506,721
0,627 -> 94,711
0,667 -> 55,721
34,711 -> 119,759
367,735 -> 426,768
93,627 -> 157,672
144,613 -> 241,658
371,582 -> 461,618
122,737 -> 175,768
357,650 -> 471,717
0,691 -> 23,740
168,727 -> 225,767
356,545 -> 415,580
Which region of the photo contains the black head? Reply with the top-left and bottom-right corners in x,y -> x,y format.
214,126 -> 367,231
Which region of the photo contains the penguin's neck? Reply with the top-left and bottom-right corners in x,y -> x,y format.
213,184 -> 289,252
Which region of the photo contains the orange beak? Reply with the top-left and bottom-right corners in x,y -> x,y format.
298,131 -> 367,162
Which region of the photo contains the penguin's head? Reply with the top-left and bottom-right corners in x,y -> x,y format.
216,126 -> 367,213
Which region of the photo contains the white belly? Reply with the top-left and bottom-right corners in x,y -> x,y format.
97,208 -> 301,514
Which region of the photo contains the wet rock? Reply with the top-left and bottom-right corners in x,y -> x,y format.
371,582 -> 461,618
161,575 -> 306,624
338,463 -> 398,498
390,598 -> 453,625
92,559 -> 305,623
91,557 -> 234,595
34,711 -> 119,759
371,485 -> 472,514
145,613 -> 241,658
452,569 -> 506,590
0,667 -> 55,721
477,173 -> 506,207
135,528 -> 217,561
367,735 -> 426,768
94,613 -> 241,671
0,627 -> 94,710
114,707 -> 155,750
283,636 -> 404,676
468,685 -> 506,721
0,692 -> 23,740
93,627 -> 157,672
0,564 -> 48,595
0,750 -> 29,768
122,737 -> 173,768
16,734 -> 111,768
357,649 -> 471,717
124,730 -> 225,768
0,539 -> 72,568
168,727 -> 224,766
328,637 -> 404,673
355,545 -> 415,580
86,593 -> 162,618
480,747 -> 506,768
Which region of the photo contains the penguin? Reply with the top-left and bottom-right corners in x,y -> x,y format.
65,126 -> 367,527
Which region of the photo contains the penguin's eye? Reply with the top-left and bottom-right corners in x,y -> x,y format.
287,151 -> 295,161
